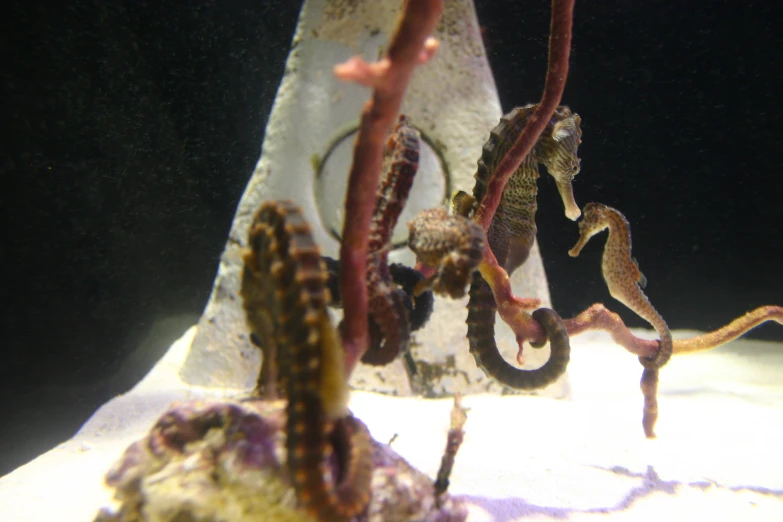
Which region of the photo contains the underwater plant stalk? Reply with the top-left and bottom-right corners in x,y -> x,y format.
334,0 -> 443,375
474,0 -> 576,348
563,303 -> 783,358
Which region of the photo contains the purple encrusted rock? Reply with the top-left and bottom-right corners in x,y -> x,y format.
95,398 -> 467,522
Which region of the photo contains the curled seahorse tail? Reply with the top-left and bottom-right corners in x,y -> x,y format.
638,315 -> 673,370
530,307 -> 571,364
467,275 -> 570,390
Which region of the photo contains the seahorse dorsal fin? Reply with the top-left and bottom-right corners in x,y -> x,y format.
452,190 -> 477,217
632,257 -> 648,288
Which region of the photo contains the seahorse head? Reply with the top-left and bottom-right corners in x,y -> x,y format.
579,201 -> 611,226
538,106 -> 583,220
568,202 -> 611,257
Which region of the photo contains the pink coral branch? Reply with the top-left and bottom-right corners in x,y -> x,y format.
336,0 -> 443,375
563,304 -> 783,358
474,0 -> 576,349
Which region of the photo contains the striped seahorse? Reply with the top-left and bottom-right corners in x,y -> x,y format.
568,202 -> 672,438
363,115 -> 421,365
455,105 -> 582,390
240,201 -> 373,521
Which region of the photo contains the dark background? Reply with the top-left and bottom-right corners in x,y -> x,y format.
1,1 -> 781,476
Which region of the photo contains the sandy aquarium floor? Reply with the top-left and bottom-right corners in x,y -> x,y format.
0,326 -> 781,521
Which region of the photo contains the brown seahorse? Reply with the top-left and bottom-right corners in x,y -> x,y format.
568,202 -> 672,438
454,104 -> 582,273
240,201 -> 372,521
363,115 -> 420,365
407,207 -> 485,299
457,105 -> 582,390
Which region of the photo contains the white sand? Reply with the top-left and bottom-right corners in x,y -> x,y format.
1,326 -> 781,521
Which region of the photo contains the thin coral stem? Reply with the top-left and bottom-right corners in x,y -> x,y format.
434,393 -> 468,506
473,0 -> 575,348
564,304 -> 783,358
671,305 -> 783,354
478,258 -> 545,346
564,304 -> 652,357
336,0 -> 443,375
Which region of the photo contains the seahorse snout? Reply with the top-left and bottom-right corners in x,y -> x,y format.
556,180 -> 582,220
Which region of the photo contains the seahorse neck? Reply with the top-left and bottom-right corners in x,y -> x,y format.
602,213 -> 629,253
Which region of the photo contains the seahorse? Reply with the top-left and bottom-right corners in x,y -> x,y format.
323,256 -> 434,336
454,104 -> 582,273
568,202 -> 672,437
407,207 -> 485,299
240,201 -> 372,521
363,115 -> 421,365
456,105 -> 582,390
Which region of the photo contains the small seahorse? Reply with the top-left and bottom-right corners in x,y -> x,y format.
457,105 -> 582,390
363,115 -> 421,365
240,201 -> 372,521
568,202 -> 672,437
407,207 -> 485,299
